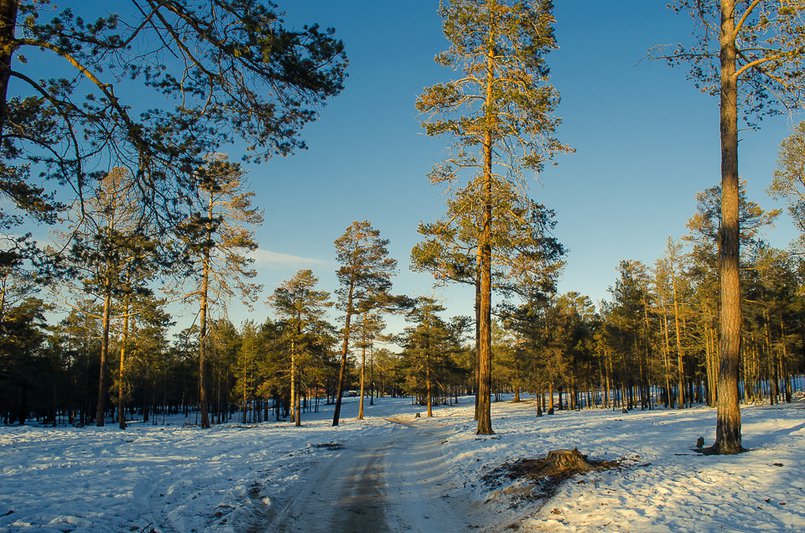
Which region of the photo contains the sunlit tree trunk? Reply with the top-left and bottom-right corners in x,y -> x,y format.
426,362 -> 433,418
764,310 -> 777,404
358,311 -> 367,420
660,308 -> 673,408
641,303 -> 651,409
672,275 -> 685,408
369,347 -> 375,406
117,295 -> 130,430
241,366 -> 248,423
476,10 -> 496,436
474,251 -> 481,421
704,315 -> 718,406
714,0 -> 742,454
780,314 -> 791,403
535,385 -> 543,417
96,286 -> 112,426
292,333 -> 302,426
295,383 -> 301,427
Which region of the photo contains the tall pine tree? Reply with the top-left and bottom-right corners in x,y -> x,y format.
417,0 -> 567,434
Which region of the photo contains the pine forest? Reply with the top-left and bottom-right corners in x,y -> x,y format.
0,1 -> 803,531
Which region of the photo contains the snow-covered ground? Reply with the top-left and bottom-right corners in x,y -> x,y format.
1,395 -> 803,532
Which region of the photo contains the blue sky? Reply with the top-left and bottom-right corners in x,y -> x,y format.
223,0 -> 800,331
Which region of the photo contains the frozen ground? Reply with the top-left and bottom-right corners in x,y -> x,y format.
1,394 -> 803,532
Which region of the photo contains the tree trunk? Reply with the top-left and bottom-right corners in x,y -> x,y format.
780,314 -> 792,403
536,387 -> 543,417
704,318 -> 717,406
96,288 -> 112,427
290,336 -> 296,424
426,363 -> 433,418
660,307 -> 673,408
713,0 -> 742,454
474,254 -> 481,421
476,13 -> 496,436
294,377 -> 301,427
477,181 -> 493,434
332,282 -> 354,426
0,0 -> 18,140
672,274 -> 685,408
241,374 -> 247,423
117,296 -> 130,430
358,313 -> 367,420
369,348 -> 375,406
764,310 -> 777,404
198,195 -> 213,429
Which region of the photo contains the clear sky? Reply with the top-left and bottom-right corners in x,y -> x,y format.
25,1 -> 800,334
212,0 -> 800,333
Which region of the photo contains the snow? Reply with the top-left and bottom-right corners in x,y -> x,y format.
1,395 -> 803,532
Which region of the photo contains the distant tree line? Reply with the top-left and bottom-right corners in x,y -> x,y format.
1,181 -> 802,427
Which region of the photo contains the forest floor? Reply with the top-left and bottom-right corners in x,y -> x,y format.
1,394 -> 803,532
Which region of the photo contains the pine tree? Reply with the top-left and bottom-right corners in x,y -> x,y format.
179,155 -> 262,429
354,309 -> 385,420
417,0 -> 567,434
400,297 -> 461,418
58,167 -> 157,427
270,269 -> 331,427
331,221 -> 396,426
667,0 -> 804,454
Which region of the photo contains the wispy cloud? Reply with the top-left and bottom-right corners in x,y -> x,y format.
249,248 -> 327,268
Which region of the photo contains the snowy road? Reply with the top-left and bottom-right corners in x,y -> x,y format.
265,417 -> 498,533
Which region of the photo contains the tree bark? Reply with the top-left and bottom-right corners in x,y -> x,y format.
294,374 -> 301,428
713,0 -> 742,454
117,296 -> 130,430
96,287 -> 112,427
474,252 -> 481,421
764,310 -> 777,404
660,307 -> 672,408
369,348 -> 375,406
426,362 -> 433,418
358,312 -> 367,420
198,192 -> 213,429
292,333 -> 302,426
476,5 -> 496,436
780,314 -> 791,403
332,282 -> 354,426
535,387 -> 543,417
672,273 -> 685,408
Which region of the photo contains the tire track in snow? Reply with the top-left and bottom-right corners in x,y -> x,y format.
263,418 -> 497,532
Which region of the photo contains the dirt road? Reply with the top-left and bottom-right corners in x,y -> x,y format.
264,419 -> 494,532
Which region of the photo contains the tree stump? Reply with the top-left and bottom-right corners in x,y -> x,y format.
542,448 -> 593,475
481,447 -> 619,502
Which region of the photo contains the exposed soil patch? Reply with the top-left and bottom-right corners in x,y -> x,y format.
483,448 -> 621,504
